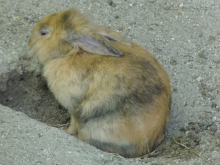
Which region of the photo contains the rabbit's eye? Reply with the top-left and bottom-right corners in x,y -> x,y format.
39,24 -> 50,37
40,31 -> 48,36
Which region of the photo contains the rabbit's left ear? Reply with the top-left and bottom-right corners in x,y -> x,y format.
92,25 -> 131,47
66,29 -> 123,56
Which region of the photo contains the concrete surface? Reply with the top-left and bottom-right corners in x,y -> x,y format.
1,0 -> 220,164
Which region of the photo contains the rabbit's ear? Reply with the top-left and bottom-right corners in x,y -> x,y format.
67,29 -> 123,56
95,26 -> 124,41
93,25 -> 131,47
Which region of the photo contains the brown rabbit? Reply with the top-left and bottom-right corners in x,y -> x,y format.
29,9 -> 171,158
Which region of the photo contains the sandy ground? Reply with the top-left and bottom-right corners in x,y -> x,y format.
0,0 -> 220,164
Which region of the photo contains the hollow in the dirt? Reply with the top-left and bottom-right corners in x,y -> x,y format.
0,72 -> 70,126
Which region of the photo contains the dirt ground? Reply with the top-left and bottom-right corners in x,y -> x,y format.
1,0 -> 220,164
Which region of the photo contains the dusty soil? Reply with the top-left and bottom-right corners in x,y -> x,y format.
1,0 -> 220,164
0,72 -> 70,126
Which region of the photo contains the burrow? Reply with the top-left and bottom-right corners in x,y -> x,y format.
0,70 -> 70,127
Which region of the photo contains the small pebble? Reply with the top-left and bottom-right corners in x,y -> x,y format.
114,15 -> 119,19
107,0 -> 116,7
211,102 -> 217,109
149,0 -> 156,3
196,76 -> 202,82
213,57 -> 220,63
164,5 -> 171,10
197,52 -> 207,59
201,125 -> 208,130
179,3 -> 184,8
170,59 -> 177,65
210,124 -> 218,133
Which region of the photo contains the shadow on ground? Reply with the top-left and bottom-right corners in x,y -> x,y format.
0,71 -> 70,126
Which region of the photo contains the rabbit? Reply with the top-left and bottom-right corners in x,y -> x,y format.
29,8 -> 171,158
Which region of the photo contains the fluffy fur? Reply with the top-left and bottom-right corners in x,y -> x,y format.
29,9 -> 171,158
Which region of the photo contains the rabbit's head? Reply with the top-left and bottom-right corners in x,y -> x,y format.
29,9 -> 129,64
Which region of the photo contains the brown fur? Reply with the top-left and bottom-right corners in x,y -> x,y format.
29,9 -> 171,158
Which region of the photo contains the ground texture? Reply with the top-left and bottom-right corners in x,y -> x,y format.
0,0 -> 220,164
